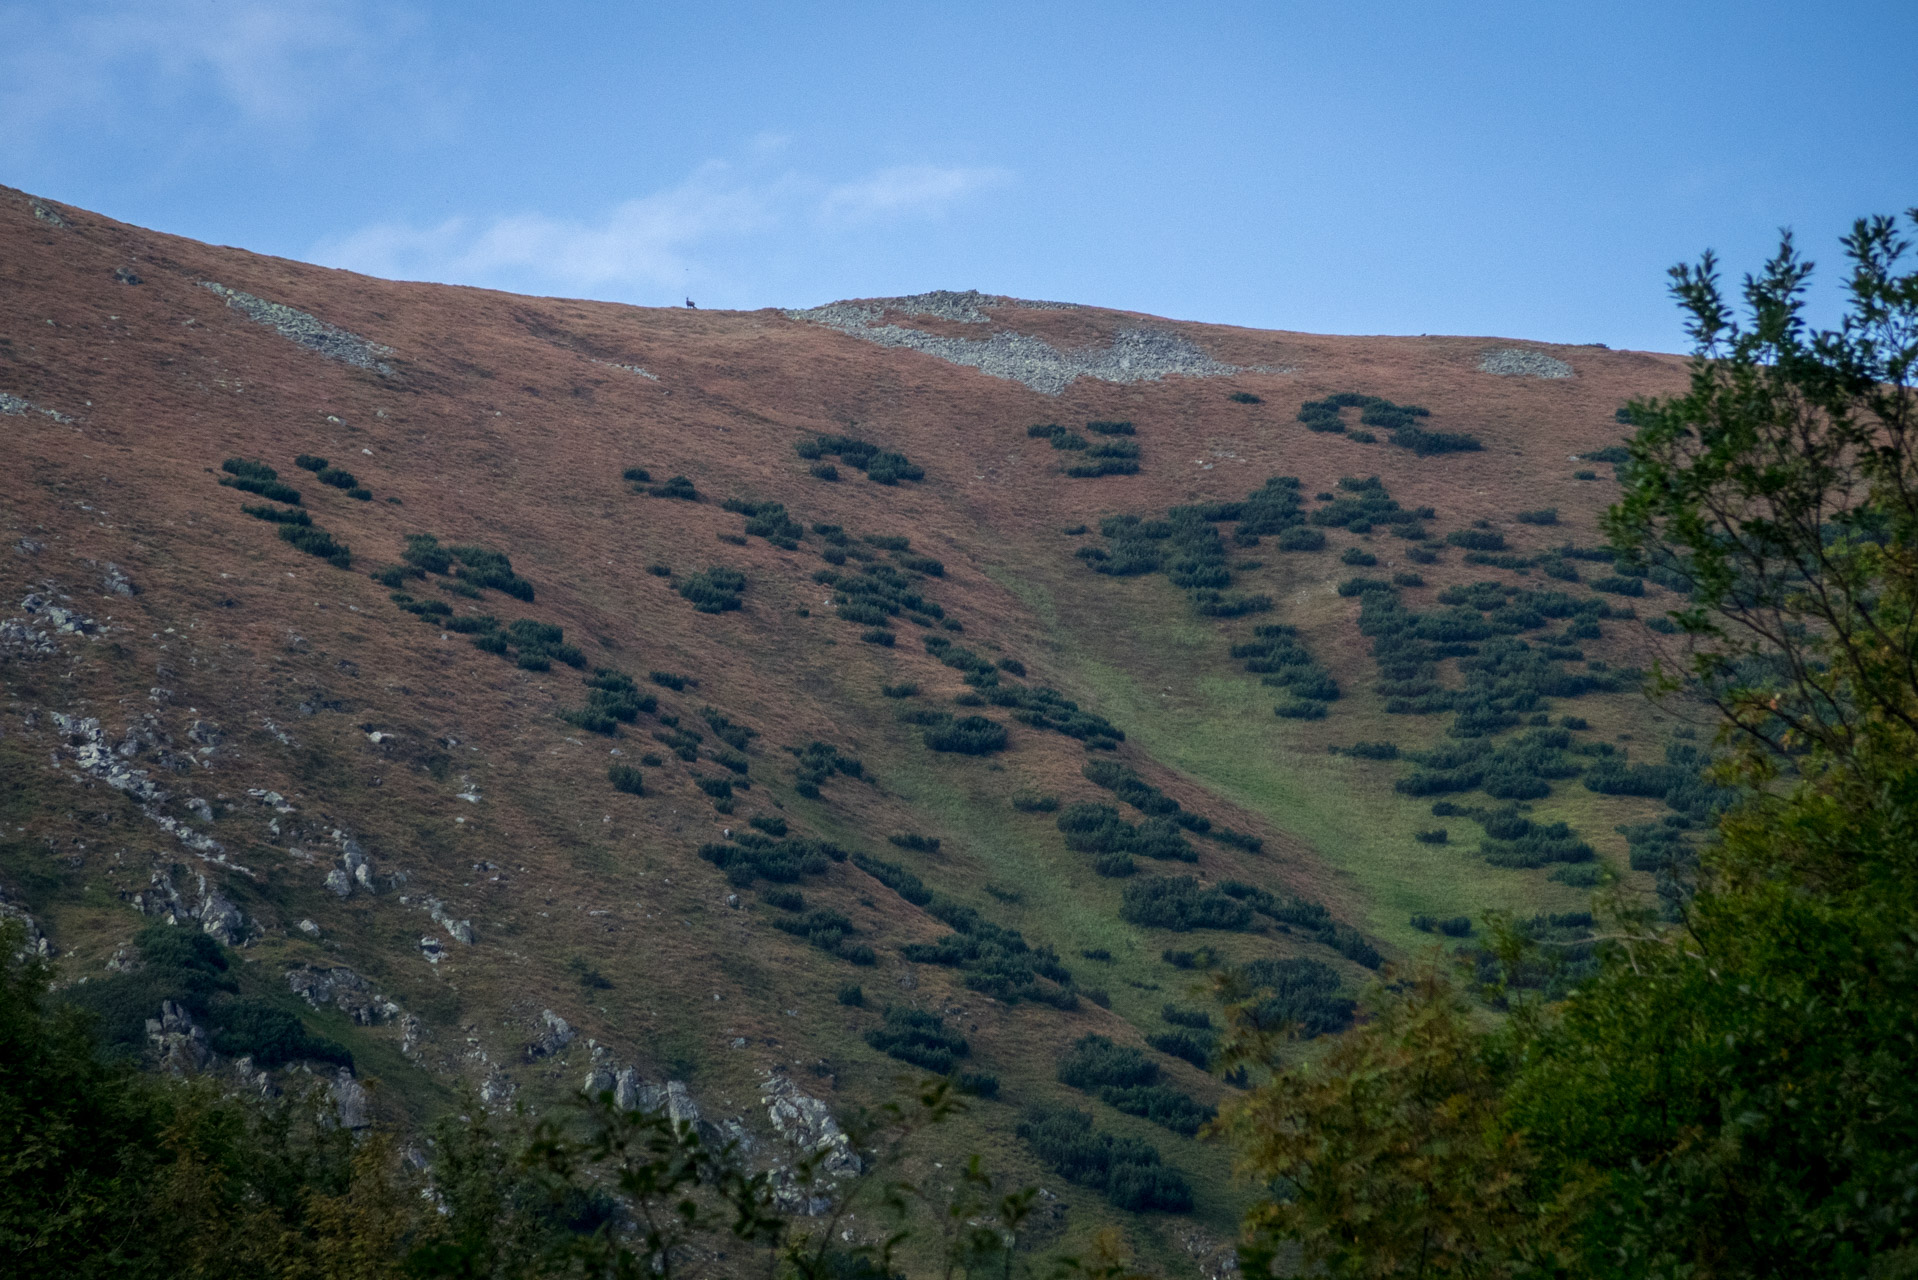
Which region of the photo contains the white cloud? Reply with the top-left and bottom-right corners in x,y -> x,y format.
818,164 -> 1012,226
0,0 -> 441,151
313,158 -> 1012,297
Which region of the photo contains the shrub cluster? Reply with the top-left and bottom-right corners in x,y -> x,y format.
1016,1106 -> 1193,1213
219,458 -> 302,505
1309,476 -> 1432,538
1215,880 -> 1382,967
816,561 -> 944,633
1057,802 -> 1196,876
1296,394 -> 1482,454
561,669 -> 659,735
62,926 -> 350,1070
677,566 -> 747,613
887,832 -> 940,853
1119,876 -> 1255,932
1410,914 -> 1473,936
464,617 -> 584,671
243,503 -> 310,526
919,713 -> 1009,755
864,1007 -> 968,1073
1079,760 -> 1262,851
1233,956 -> 1356,1037
722,498 -> 805,549
277,524 -> 351,568
796,435 -> 924,484
770,907 -> 871,963
1235,624 -> 1339,711
788,740 -> 864,797
608,763 -> 644,795
697,830 -> 846,887
1056,1035 -> 1215,1135
646,475 -> 699,500
1144,1030 -> 1216,1073
855,852 -> 1077,1007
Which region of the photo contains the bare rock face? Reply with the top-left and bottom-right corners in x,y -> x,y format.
761,1070 -> 860,1177
0,886 -> 51,958
198,885 -> 246,945
524,1009 -> 575,1061
146,999 -> 210,1074
330,1070 -> 371,1130
285,964 -> 400,1025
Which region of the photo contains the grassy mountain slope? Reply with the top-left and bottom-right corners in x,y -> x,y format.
0,185 -> 1694,1270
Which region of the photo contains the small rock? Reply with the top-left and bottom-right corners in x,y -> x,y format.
297,919 -> 320,937
420,936 -> 444,964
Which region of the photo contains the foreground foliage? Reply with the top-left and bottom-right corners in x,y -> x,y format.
1221,213 -> 1918,1278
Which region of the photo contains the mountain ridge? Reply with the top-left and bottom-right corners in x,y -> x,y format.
0,184 -> 1695,1269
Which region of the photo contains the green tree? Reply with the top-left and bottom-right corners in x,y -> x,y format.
1224,212 -> 1918,1278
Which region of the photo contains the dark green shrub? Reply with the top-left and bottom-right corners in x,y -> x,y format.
860,628 -> 895,646
622,466 -> 652,484
1593,575 -> 1646,596
864,1007 -> 968,1073
1012,791 -> 1059,813
958,1072 -> 999,1099
698,831 -> 845,887
761,887 -> 806,912
887,832 -> 940,853
222,457 -> 278,481
881,682 -> 918,699
62,926 -> 348,1068
1341,546 -> 1378,566
789,740 -> 864,793
1145,1029 -> 1215,1071
1161,1004 -> 1212,1029
677,567 -> 747,613
295,454 -> 328,472
648,564 -> 672,577
837,983 -> 865,1006
1028,423 -> 1063,439
208,999 -> 353,1069
1228,392 -> 1263,404
315,466 -> 357,490
801,435 -> 924,484
1063,523 -> 1088,535
649,475 -> 699,500
1065,457 -> 1140,477
1049,430 -> 1089,451
1406,545 -> 1439,563
1580,445 -> 1630,464
1086,420 -> 1135,435
1414,827 -> 1449,844
1058,1035 -> 1159,1091
1341,741 -> 1400,759
1120,876 -> 1254,931
922,714 -> 1008,755
1016,1106 -> 1192,1213
809,462 -> 840,480
1446,529 -> 1507,551
1392,571 -> 1424,587
650,670 -> 691,690
608,764 -> 644,795
1517,508 -> 1559,525
1236,956 -> 1355,1037
1276,526 -> 1326,551
278,523 -> 350,568
1574,468 -> 1599,480
243,503 -> 310,525
1274,699 -> 1328,719
349,487 -> 372,501
443,544 -> 535,600
219,473 -> 302,504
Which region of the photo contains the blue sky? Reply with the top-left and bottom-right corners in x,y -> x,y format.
4,1 -> 1912,351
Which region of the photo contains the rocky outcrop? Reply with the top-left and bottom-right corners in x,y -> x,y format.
524,1009 -> 575,1061
285,964 -> 401,1025
0,886 -> 51,958
147,999 -> 210,1074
